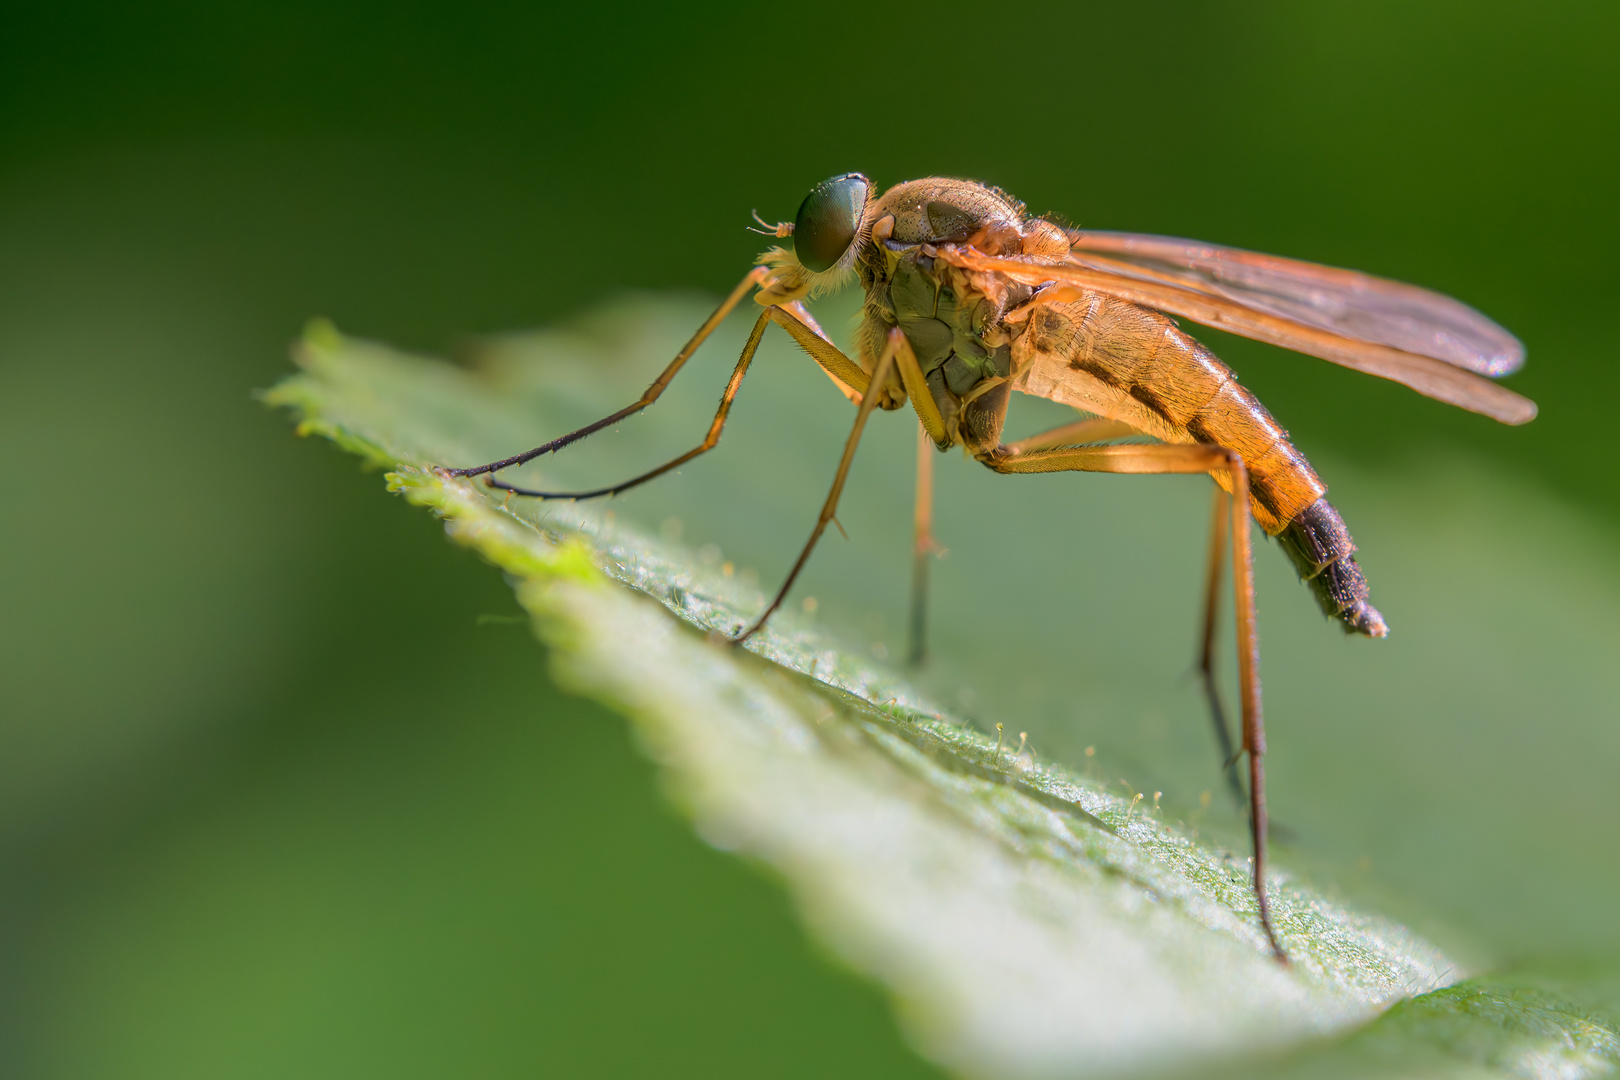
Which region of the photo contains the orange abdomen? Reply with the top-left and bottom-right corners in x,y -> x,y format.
1013,291 -> 1324,533
1011,291 -> 1387,636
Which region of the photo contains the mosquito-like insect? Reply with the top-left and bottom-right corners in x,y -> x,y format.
444,174 -> 1535,960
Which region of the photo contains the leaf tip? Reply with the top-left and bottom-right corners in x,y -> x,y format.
384,468 -> 419,495
298,318 -> 345,363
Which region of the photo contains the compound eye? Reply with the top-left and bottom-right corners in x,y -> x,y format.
793,173 -> 871,273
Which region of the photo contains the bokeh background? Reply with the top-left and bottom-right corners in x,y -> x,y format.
2,2 -> 1617,1077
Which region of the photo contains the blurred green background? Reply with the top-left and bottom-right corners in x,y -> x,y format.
2,1 -> 1617,1077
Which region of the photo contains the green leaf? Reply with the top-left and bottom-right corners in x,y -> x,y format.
267,299 -> 1618,1079
1229,964 -> 1620,1080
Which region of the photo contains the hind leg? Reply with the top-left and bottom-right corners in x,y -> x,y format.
984,440 -> 1286,961
1198,486 -> 1250,807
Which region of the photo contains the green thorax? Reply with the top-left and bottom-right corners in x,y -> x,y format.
888,254 -> 1012,408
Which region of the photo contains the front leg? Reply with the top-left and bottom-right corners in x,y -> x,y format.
444,266 -> 769,478
478,302 -> 879,502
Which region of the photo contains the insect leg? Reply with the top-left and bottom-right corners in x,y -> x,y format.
1000,417 -> 1251,801
985,441 -> 1285,962
908,421 -> 936,667
486,310 -> 771,500
1198,485 -> 1248,808
1001,417 -> 1140,456
445,266 -> 769,478
765,304 -> 872,400
490,302 -> 889,499
774,301 -> 863,404
733,337 -> 900,644
885,328 -> 949,446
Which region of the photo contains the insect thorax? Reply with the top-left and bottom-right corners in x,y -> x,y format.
853,179 -> 1073,452
862,249 -> 1033,452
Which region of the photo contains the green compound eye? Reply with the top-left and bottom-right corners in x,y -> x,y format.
793,173 -> 871,273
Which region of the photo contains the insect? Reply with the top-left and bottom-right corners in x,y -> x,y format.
445,174 -> 1535,959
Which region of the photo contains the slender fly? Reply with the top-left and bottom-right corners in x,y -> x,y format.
444,174 -> 1535,960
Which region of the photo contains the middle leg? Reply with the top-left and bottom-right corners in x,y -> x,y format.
908,420 -> 937,667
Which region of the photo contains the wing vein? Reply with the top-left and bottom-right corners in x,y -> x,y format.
944,246 -> 1536,426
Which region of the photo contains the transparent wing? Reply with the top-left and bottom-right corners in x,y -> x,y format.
940,242 -> 1537,425
1069,231 -> 1524,376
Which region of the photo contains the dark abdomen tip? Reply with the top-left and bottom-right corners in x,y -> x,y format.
1320,559 -> 1389,637
1280,498 -> 1389,638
